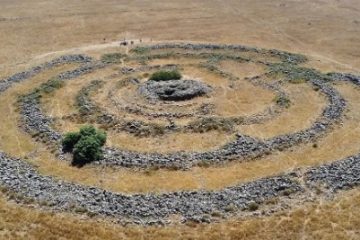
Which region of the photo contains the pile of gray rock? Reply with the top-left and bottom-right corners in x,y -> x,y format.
138,79 -> 212,101
327,72 -> 360,86
306,154 -> 360,191
19,93 -> 62,145
148,43 -> 307,64
0,150 -> 359,224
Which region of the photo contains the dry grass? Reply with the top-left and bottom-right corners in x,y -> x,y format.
218,60 -> 268,79
0,58 -> 358,195
94,60 -> 274,119
107,131 -> 235,153
27,82 -> 360,194
0,64 -> 77,158
181,65 -> 275,117
0,189 -> 359,240
150,57 -> 207,66
1,0 -> 359,72
0,65 -> 357,194
40,56 -> 275,153
41,66 -> 116,118
237,83 -> 327,138
43,73 -> 236,153
1,0 -> 360,238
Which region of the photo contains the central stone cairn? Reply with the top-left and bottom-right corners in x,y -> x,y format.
139,79 -> 212,101
138,70 -> 212,101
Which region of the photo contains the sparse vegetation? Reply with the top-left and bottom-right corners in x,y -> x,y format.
247,201 -> 259,211
101,53 -> 126,63
120,121 -> 167,137
41,77 -> 65,94
130,46 -> 150,55
269,63 -> 331,82
197,160 -> 211,168
62,125 -> 107,166
274,95 -> 291,108
269,50 -> 307,64
188,117 -> 234,133
75,80 -> 103,116
18,77 -> 65,104
207,54 -> 224,64
149,70 -> 182,81
224,203 -> 237,212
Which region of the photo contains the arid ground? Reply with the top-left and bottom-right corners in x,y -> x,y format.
0,1 -> 359,239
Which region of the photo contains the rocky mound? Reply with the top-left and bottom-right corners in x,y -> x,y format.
138,79 -> 212,101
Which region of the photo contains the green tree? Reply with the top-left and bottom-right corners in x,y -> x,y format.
62,125 -> 107,166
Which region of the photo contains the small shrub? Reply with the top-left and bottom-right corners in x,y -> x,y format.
264,197 -> 279,205
62,125 -> 107,166
41,78 -> 64,94
224,203 -> 237,212
210,211 -> 222,218
197,160 -> 211,168
188,117 -> 234,133
207,54 -> 224,64
149,70 -> 182,81
73,136 -> 103,166
79,125 -> 97,136
281,189 -> 294,196
274,95 -> 291,108
248,201 -> 259,211
101,53 -> 126,63
0,186 -> 8,193
17,77 -> 65,111
289,78 -> 307,84
131,46 -> 150,54
121,121 -> 167,137
313,85 -> 320,91
62,132 -> 81,152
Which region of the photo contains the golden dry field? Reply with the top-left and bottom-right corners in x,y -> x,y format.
0,1 -> 359,240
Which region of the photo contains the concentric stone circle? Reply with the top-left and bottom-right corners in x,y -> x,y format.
0,42 -> 359,225
11,43 -> 350,169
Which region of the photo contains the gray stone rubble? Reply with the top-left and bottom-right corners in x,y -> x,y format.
306,155 -> 360,191
147,43 -> 307,64
327,72 -> 360,86
0,151 -> 359,224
